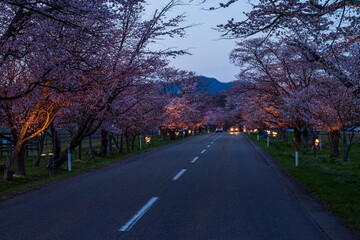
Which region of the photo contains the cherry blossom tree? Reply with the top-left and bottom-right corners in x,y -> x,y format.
229,37 -> 322,145
0,85 -> 66,179
214,0 -> 360,98
0,0 -> 113,100
303,78 -> 360,160
50,0 -> 189,169
159,68 -> 213,139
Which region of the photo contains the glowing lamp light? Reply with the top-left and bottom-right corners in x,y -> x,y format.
145,137 -> 151,144
315,139 -> 320,146
266,130 -> 271,135
175,132 -> 179,136
230,128 -> 234,131
254,129 -> 258,133
272,131 -> 278,137
189,130 -> 192,134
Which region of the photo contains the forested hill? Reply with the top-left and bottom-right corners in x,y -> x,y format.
198,76 -> 233,95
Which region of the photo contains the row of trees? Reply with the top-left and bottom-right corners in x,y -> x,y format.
0,0 -> 219,180
220,0 -> 360,161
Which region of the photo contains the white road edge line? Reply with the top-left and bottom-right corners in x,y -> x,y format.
191,156 -> 199,163
201,149 -> 206,154
207,145 -> 211,148
119,197 -> 159,232
173,169 -> 187,181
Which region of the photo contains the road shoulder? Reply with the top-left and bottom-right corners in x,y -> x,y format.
243,134 -> 359,240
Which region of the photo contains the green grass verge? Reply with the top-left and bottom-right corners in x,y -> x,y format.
247,132 -> 360,233
0,133 -> 200,198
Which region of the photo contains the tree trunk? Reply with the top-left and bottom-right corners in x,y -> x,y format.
53,117 -> 102,170
78,140 -> 82,160
329,129 -> 340,157
112,135 -> 121,152
161,128 -> 168,141
50,124 -> 61,160
343,130 -> 355,162
4,141 -> 22,180
34,134 -> 45,167
125,133 -> 130,153
99,129 -> 108,157
301,127 -> 313,148
279,127 -> 288,143
131,135 -> 136,151
16,143 -> 27,176
120,133 -> 123,153
294,127 -> 302,146
108,133 -> 113,155
169,129 -> 176,141
88,136 -> 95,160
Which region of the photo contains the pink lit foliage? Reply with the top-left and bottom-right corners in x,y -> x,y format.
0,0 -> 190,178
229,38 -> 318,132
0,0 -> 113,101
160,68 -> 212,134
216,0 -> 360,97
51,0 -> 190,168
228,36 -> 359,158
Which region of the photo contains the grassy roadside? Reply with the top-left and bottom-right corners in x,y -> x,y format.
246,132 -> 360,233
0,133 -> 200,199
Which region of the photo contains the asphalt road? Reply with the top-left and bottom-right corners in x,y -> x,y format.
0,133 -> 356,239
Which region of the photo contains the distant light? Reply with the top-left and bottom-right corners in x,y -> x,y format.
145,137 -> 151,144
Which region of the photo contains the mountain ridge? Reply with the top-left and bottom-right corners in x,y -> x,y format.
198,76 -> 233,95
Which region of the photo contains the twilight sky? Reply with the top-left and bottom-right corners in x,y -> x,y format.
146,1 -> 251,83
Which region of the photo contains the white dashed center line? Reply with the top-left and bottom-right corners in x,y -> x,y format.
119,197 -> 159,232
201,149 -> 206,154
207,145 -> 211,148
191,157 -> 199,163
173,169 -> 187,181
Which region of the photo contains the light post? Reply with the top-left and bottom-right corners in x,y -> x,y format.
145,136 -> 151,146
313,137 -> 320,159
41,153 -> 47,167
48,153 -> 54,176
